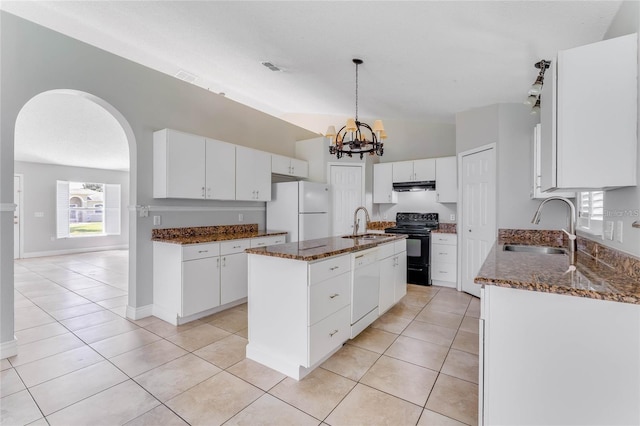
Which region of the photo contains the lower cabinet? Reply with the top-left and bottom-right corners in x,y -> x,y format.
431,233 -> 457,287
220,240 -> 250,305
182,256 -> 221,317
379,239 -> 407,314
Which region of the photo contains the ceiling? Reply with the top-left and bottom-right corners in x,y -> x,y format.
4,1 -> 623,170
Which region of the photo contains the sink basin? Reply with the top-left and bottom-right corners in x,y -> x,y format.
503,244 -> 565,255
342,233 -> 389,240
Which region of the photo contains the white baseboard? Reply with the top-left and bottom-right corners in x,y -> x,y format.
22,245 -> 129,259
126,304 -> 153,320
0,337 -> 18,359
152,298 -> 247,326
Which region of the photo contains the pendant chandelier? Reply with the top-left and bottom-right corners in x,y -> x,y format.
327,59 -> 386,159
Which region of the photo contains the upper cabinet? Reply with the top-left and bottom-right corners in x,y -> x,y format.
392,158 -> 435,182
272,154 -> 309,179
206,138 -> 236,200
540,33 -> 638,192
373,163 -> 397,204
435,156 -> 457,203
236,146 -> 272,201
531,124 -> 573,199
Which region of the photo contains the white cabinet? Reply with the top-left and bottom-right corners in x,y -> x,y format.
153,129 -> 236,200
220,240 -> 250,305
540,33 -> 637,191
530,124 -> 574,199
435,156 -> 457,203
153,129 -> 206,199
247,253 -> 352,380
153,241 -> 222,324
431,233 -> 457,288
236,146 -> 272,201
373,163 -> 397,204
481,285 -> 640,425
378,240 -> 407,314
392,158 -> 436,183
272,154 -> 309,179
250,235 -> 286,248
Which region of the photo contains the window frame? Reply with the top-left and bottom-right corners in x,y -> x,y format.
577,190 -> 604,236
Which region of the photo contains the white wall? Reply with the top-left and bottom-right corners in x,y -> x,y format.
15,161 -> 129,257
376,191 -> 457,224
596,0 -> 640,256
0,12 -> 317,349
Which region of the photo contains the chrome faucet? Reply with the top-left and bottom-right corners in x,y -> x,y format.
353,206 -> 371,236
531,196 -> 577,266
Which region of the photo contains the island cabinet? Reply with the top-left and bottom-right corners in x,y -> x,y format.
153,129 -> 236,200
480,285 -> 640,425
246,253 -> 352,380
378,240 -> 407,314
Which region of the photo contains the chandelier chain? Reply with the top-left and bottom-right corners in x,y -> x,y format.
355,61 -> 359,122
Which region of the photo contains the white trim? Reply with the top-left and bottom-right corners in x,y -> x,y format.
152,298 -> 247,326
128,205 -> 265,212
126,304 -> 153,321
0,337 -> 18,359
14,174 -> 24,260
0,203 -> 17,211
21,245 -> 129,259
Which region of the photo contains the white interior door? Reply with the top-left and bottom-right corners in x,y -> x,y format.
14,175 -> 22,259
460,146 -> 496,297
329,165 -> 363,236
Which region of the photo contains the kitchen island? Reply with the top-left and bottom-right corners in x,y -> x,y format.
245,234 -> 407,380
475,231 -> 640,425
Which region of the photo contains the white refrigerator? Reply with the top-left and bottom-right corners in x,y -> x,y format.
267,181 -> 330,242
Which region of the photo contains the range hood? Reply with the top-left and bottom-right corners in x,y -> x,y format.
392,180 -> 436,192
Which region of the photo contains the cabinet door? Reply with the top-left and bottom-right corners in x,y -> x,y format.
182,257 -> 220,317
392,161 -> 415,182
413,159 -> 436,181
290,158 -> 309,178
539,59 -> 558,193
379,256 -> 396,314
531,125 -> 574,199
220,252 -> 248,305
254,150 -> 272,201
271,154 -> 291,175
435,156 -> 457,203
158,130 -> 206,199
373,163 -> 397,204
236,146 -> 258,200
394,253 -> 407,303
205,138 -> 235,200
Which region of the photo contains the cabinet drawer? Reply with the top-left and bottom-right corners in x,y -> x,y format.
309,255 -> 351,285
220,239 -> 250,255
432,244 -> 456,265
308,305 -> 350,367
432,262 -> 457,282
378,242 -> 395,259
394,239 -> 407,254
182,243 -> 220,261
250,235 -> 286,248
432,233 -> 456,245
309,273 -> 350,325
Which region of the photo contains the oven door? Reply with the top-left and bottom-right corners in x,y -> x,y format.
405,235 -> 431,285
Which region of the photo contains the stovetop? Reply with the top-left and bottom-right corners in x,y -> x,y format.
384,212 -> 439,236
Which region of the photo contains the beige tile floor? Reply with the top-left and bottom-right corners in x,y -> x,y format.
3,250 -> 480,425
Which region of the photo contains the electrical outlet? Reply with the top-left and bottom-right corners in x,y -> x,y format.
449,214 -> 456,221
153,215 -> 161,226
238,213 -> 244,222
617,220 -> 623,243
604,221 -> 614,240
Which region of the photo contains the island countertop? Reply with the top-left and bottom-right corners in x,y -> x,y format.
245,234 -> 407,262
475,239 -> 640,305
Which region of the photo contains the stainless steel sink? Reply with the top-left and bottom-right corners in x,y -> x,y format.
503,244 -> 565,255
342,234 -> 389,240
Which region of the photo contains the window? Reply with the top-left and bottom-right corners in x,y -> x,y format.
578,191 -> 604,235
57,181 -> 121,238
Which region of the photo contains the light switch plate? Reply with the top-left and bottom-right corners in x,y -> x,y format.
617,220 -> 623,243
238,213 -> 244,222
153,215 -> 161,226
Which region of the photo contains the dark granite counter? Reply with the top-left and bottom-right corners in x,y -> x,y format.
245,234 -> 407,262
151,224 -> 286,245
475,230 -> 640,305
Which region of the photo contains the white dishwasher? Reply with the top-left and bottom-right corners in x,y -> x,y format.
350,247 -> 380,338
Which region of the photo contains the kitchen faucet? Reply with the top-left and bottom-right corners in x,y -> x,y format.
353,206 -> 371,236
531,196 -> 577,267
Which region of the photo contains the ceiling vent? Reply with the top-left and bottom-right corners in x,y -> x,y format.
261,61 -> 282,72
175,69 -> 198,83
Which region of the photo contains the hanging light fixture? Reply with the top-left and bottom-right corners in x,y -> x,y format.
525,59 -> 550,114
327,59 -> 385,159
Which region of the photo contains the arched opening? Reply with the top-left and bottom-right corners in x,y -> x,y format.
13,89 -> 138,319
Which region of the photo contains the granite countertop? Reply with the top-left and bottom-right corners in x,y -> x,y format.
246,234 -> 408,262
475,240 -> 640,305
152,226 -> 286,245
